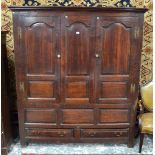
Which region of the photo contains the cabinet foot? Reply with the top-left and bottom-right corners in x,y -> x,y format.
127,141 -> 134,148
20,141 -> 28,148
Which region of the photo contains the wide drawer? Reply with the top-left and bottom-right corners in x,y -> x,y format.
81,128 -> 129,138
25,128 -> 74,138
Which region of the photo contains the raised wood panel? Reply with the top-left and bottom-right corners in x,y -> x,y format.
28,81 -> 54,98
96,18 -> 134,76
99,109 -> 129,123
101,23 -> 130,74
66,81 -> 88,98
100,82 -> 127,98
66,23 -> 90,75
62,109 -> 94,124
25,109 -> 56,123
64,15 -> 91,76
25,22 -> 56,74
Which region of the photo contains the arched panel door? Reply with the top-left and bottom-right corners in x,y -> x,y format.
61,15 -> 95,106
21,16 -> 61,105
95,17 -> 138,104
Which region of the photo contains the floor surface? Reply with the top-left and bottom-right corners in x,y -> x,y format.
8,135 -> 153,155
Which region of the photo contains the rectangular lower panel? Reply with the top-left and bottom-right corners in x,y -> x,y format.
99,109 -> 129,123
62,109 -> 94,124
25,109 -> 57,123
100,82 -> 128,98
64,81 -> 90,104
66,81 -> 88,98
28,81 -> 55,98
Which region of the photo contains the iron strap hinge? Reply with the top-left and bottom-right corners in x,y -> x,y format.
134,27 -> 139,39
19,82 -> 24,92
19,27 -> 22,39
130,83 -> 136,94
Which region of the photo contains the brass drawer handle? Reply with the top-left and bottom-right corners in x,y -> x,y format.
89,132 -> 96,137
90,134 -> 95,137
116,134 -> 120,137
32,130 -> 40,135
115,132 -> 122,137
58,132 -> 66,137
59,134 -> 64,137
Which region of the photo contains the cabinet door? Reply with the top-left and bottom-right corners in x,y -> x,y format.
95,16 -> 138,104
20,16 -> 60,105
61,14 -> 95,104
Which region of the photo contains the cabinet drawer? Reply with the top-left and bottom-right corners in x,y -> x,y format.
81,129 -> 129,138
26,128 -> 74,138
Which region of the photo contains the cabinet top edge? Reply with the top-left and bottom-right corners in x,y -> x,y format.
8,6 -> 148,13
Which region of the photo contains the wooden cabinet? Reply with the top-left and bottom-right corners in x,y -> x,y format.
9,6 -> 147,147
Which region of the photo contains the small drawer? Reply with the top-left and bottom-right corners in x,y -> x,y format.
81,129 -> 129,138
26,128 -> 74,138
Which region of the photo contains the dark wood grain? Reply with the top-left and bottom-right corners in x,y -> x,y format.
1,31 -> 12,154
9,7 -> 146,147
9,6 -> 148,12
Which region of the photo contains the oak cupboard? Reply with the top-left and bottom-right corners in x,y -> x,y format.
9,6 -> 147,147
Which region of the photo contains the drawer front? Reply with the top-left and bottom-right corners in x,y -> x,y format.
81,129 -> 129,138
26,128 -> 73,138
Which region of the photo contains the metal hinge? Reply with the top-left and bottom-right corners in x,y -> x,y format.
19,82 -> 24,92
134,28 -> 139,39
19,27 -> 22,39
130,83 -> 136,94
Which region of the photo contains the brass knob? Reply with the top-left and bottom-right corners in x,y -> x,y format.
116,134 -> 120,137
95,54 -> 100,58
57,54 -> 61,58
59,134 -> 64,137
58,132 -> 65,137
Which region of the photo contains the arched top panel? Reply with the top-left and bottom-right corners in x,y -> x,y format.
66,21 -> 90,27
26,22 -> 54,30
102,22 -> 131,29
